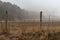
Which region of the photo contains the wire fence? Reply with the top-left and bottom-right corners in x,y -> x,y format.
0,11 -> 60,40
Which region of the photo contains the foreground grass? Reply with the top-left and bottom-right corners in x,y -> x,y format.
0,21 -> 60,40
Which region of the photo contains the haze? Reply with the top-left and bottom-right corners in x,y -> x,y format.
1,0 -> 60,19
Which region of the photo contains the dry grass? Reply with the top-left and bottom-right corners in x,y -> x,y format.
0,21 -> 60,40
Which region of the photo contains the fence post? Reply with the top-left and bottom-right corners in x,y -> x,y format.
40,11 -> 42,30
5,11 -> 8,36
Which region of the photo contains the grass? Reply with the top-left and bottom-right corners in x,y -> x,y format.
0,21 -> 60,40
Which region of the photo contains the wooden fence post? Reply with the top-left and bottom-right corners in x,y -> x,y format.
5,11 -> 8,35
40,11 -> 42,30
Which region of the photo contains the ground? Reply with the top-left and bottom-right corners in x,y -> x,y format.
0,21 -> 60,40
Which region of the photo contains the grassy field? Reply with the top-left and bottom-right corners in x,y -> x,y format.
0,21 -> 60,40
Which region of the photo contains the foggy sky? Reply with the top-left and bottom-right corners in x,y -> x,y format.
1,0 -> 60,18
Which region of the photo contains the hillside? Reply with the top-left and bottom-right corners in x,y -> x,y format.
0,1 -> 40,21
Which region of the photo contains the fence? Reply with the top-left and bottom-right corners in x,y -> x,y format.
0,11 -> 60,40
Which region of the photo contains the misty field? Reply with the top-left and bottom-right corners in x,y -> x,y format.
0,21 -> 60,40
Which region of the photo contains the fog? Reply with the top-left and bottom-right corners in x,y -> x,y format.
1,0 -> 60,20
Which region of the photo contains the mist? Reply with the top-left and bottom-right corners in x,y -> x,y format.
0,0 -> 60,21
